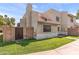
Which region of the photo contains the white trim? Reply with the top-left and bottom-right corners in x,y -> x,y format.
58,32 -> 68,35
34,32 -> 68,39
34,32 -> 58,39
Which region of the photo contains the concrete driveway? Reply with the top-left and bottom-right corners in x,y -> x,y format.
29,39 -> 79,55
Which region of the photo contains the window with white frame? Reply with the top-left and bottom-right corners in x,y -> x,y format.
43,25 -> 51,32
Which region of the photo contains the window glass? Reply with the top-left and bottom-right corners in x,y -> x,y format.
56,16 -> 59,22
43,25 -> 51,32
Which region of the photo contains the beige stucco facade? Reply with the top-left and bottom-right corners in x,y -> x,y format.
20,4 -> 76,39
61,12 -> 76,32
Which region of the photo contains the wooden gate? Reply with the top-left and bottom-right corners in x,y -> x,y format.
15,27 -> 23,40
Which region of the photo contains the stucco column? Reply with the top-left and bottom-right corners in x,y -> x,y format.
25,3 -> 32,27
23,27 -> 34,39
23,4 -> 34,39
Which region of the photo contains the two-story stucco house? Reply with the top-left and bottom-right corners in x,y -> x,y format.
20,4 -> 76,39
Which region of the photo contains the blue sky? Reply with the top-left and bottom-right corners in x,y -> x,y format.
0,3 -> 79,24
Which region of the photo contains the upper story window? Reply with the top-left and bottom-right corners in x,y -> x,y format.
56,16 -> 60,22
43,25 -> 51,32
71,18 -> 73,22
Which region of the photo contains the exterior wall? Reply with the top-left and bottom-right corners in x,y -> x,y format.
20,4 -> 34,39
31,11 -> 38,33
61,12 -> 69,32
67,16 -> 76,28
68,27 -> 79,36
43,10 -> 76,33
20,11 -> 38,33
20,4 -> 32,28
20,17 -> 26,27
36,23 -> 60,34
23,27 -> 34,39
34,23 -> 60,39
43,9 -> 61,24
3,25 -> 15,42
33,9 -> 76,39
61,12 -> 76,32
20,5 -> 77,40
34,32 -> 58,39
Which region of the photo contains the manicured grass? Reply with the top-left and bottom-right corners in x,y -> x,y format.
64,36 -> 79,39
0,35 -> 76,55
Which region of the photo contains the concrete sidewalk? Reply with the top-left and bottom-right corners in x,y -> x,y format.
29,39 -> 79,55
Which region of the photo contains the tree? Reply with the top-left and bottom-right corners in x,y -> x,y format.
10,17 -> 15,26
0,15 -> 5,26
4,15 -> 15,26
0,14 -> 15,27
4,15 -> 8,18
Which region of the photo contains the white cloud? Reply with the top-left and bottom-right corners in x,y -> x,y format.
32,9 -> 43,12
32,5 -> 43,12
69,12 -> 76,16
32,5 -> 38,9
76,20 -> 79,23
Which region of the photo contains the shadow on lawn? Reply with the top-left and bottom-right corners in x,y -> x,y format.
0,35 -> 77,47
15,39 -> 37,46
1,35 -> 76,47
0,39 -> 36,47
0,37 -> 53,47
0,38 -> 15,47
15,38 -> 52,46
0,35 -> 37,47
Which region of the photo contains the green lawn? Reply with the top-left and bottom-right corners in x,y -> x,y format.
0,36 -> 77,55
64,36 -> 79,39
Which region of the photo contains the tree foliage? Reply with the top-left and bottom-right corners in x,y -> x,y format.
0,15 -> 15,26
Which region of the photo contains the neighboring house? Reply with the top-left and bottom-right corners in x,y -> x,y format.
20,4 -> 76,39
